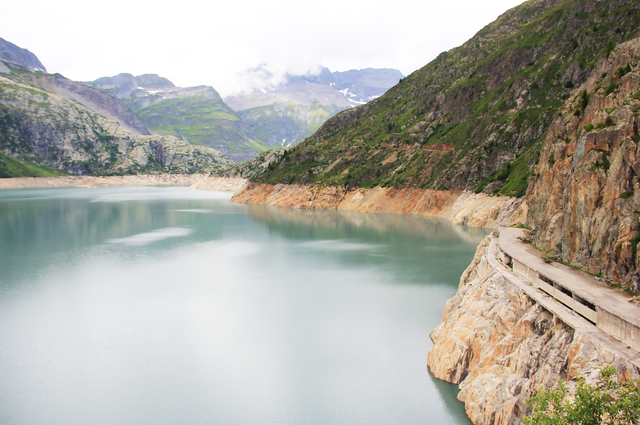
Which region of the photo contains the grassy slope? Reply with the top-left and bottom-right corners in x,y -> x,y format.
250,0 -> 640,196
237,100 -> 342,148
132,92 -> 269,160
0,152 -> 68,178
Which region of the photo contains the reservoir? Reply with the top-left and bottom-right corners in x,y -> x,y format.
0,186 -> 488,425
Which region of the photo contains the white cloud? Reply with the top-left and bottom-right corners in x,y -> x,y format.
1,0 -> 524,96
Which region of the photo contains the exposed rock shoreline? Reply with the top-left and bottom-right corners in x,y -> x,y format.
0,174 -> 246,190
229,182 -> 528,229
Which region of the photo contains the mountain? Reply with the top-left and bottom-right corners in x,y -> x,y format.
284,67 -> 405,105
223,67 -> 403,149
87,68 -> 402,162
86,73 -> 269,162
246,0 -> 640,197
0,37 -> 46,72
0,61 -> 234,176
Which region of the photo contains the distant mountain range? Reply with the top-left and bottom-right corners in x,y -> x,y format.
86,73 -> 269,162
86,67 -> 402,161
224,67 -> 403,149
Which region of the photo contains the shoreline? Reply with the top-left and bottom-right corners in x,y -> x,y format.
0,175 -> 248,191
228,182 -> 528,229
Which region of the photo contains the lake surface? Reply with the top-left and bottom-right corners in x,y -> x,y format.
0,186 -> 488,425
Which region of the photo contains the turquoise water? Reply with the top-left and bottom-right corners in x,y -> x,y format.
0,186 -> 488,425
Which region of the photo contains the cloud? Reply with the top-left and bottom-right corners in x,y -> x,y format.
0,0 -> 524,96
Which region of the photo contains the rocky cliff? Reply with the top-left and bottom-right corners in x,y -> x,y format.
527,36 -> 640,290
428,234 -> 640,425
0,64 -> 234,175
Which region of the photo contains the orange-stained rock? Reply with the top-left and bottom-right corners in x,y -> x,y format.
232,184 -> 528,229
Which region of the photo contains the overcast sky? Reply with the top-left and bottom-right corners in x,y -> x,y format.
2,0 -> 524,96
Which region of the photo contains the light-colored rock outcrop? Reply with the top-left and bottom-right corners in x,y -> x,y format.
0,174 -> 210,189
230,182 -> 528,229
188,176 -> 247,192
428,235 -> 640,425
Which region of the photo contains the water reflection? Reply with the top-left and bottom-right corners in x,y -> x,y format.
246,204 -> 489,287
246,204 -> 488,244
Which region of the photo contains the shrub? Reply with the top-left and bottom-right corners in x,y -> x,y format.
524,366 -> 640,425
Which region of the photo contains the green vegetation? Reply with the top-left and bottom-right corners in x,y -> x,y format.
0,152 -> 68,178
236,101 -> 343,149
249,0 -> 640,196
524,366 -> 640,425
130,91 -> 269,160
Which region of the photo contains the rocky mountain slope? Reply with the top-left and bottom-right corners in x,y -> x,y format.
246,0 -> 640,197
224,67 -> 403,149
0,37 -> 46,72
285,67 -> 404,106
0,62 -> 234,176
86,73 -> 268,162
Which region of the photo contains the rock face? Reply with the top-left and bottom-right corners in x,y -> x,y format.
527,37 -> 640,290
0,65 -> 234,175
0,37 -> 46,71
428,235 -> 640,425
229,182 -> 528,229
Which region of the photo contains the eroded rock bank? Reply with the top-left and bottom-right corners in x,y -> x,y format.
0,174 -> 212,189
230,183 -> 528,229
428,234 -> 640,425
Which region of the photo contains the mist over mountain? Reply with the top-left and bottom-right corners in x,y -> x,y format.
87,67 -> 403,158
224,66 -> 403,148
